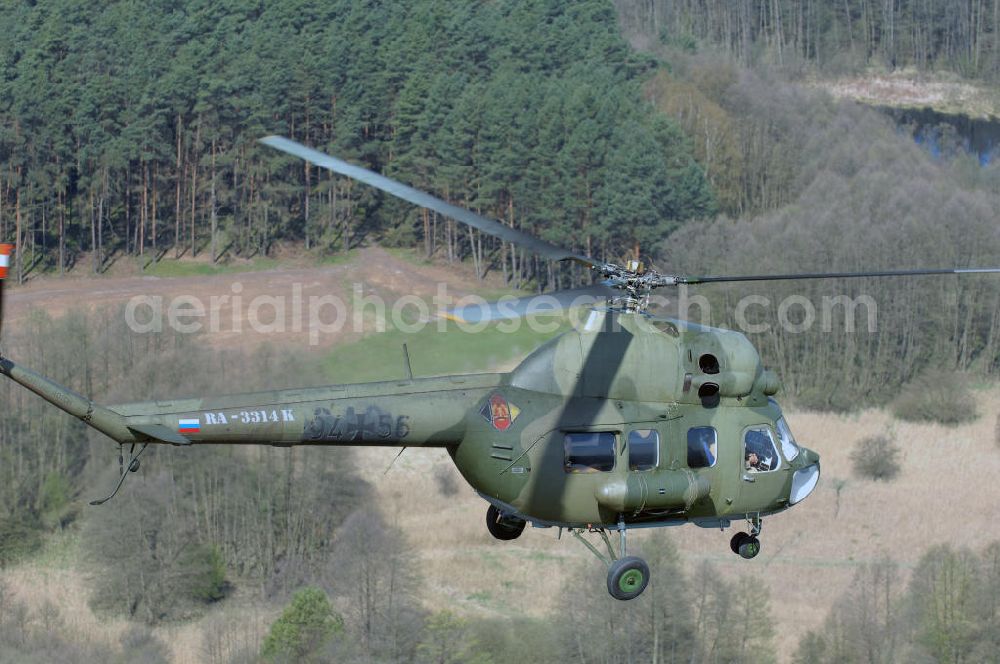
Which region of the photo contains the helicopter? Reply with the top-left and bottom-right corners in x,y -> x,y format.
2,138 -> 999,601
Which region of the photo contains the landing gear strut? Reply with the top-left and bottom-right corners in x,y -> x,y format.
486,505 -> 526,541
570,517 -> 649,601
729,514 -> 762,560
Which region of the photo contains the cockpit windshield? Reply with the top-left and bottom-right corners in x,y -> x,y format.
775,417 -> 800,462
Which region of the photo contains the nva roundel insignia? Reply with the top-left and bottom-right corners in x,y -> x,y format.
480,393 -> 521,432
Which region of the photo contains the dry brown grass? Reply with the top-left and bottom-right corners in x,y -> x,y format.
2,565 -> 128,649
816,69 -> 1000,118
1,558 -> 277,663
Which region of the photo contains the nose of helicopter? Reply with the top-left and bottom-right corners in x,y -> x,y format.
789,448 -> 820,505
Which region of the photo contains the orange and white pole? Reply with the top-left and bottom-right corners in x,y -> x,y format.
0,244 -> 12,340
0,243 -> 11,280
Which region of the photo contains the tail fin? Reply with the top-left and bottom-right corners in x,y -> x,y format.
0,243 -> 130,443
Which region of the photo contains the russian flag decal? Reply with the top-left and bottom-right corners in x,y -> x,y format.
0,244 -> 12,280
178,418 -> 200,434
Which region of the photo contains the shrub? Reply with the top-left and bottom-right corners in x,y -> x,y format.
794,386 -> 856,414
891,370 -> 978,425
120,627 -> 169,664
185,544 -> 227,603
262,587 -> 343,662
39,472 -> 78,530
851,435 -> 901,481
434,465 -> 460,497
0,516 -> 42,567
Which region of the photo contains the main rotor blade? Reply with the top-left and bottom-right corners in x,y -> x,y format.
260,136 -> 597,267
442,284 -> 618,324
678,267 -> 1000,285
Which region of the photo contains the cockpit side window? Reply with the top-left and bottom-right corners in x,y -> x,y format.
628,429 -> 659,471
744,427 -> 780,472
687,427 -> 717,468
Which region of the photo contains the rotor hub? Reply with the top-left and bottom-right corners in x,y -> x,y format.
598,262 -> 680,313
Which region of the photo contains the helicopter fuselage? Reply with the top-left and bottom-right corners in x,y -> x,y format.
458,387 -> 819,528
452,310 -> 820,527
1,309 -> 819,529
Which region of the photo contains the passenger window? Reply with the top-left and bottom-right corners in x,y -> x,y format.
687,427 -> 717,468
564,432 -> 617,473
744,427 -> 780,472
628,429 -> 659,471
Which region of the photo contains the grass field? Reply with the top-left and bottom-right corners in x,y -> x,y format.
141,257 -> 282,278
137,249 -> 357,278
323,318 -> 567,382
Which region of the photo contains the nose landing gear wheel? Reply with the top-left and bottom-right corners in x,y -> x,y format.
485,505 -> 526,541
607,556 -> 650,601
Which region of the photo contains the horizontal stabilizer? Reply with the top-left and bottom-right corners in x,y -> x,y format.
127,424 -> 191,446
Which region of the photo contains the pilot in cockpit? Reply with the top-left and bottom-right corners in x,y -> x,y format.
744,429 -> 775,472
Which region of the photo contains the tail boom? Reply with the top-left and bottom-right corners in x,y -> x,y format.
0,355 -> 133,442
111,373 -> 503,448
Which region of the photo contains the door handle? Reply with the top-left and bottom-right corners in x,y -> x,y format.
742,474 -> 756,483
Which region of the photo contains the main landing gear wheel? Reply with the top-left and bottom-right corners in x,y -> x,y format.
737,536 -> 761,559
730,531 -> 749,554
730,515 -> 762,559
485,505 -> 525,541
569,519 -> 650,600
607,556 -> 650,601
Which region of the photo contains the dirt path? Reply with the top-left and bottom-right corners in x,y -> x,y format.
3,247 -> 481,349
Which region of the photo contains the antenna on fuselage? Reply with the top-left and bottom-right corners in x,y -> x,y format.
402,343 -> 414,380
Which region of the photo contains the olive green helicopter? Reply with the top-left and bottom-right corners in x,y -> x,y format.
2,137 -> 999,601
